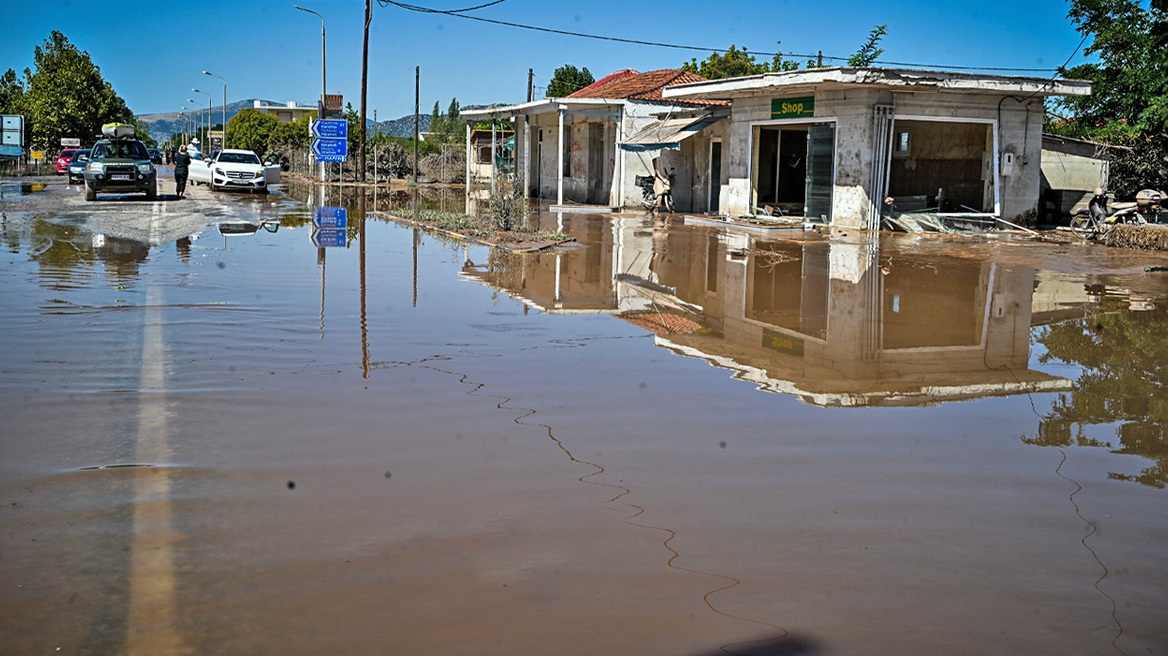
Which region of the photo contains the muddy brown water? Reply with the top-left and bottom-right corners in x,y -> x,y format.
1,182 -> 1166,655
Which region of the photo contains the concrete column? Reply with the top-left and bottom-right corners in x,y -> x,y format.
523,116 -> 531,198
490,122 -> 497,195
557,108 -> 565,206
465,121 -> 472,213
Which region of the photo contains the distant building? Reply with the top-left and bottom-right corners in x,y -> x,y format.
252,100 -> 318,123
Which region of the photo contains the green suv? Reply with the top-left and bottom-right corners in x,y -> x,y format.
83,137 -> 157,201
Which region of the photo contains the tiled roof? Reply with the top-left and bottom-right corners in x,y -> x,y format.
569,69 -> 729,106
570,69 -> 638,96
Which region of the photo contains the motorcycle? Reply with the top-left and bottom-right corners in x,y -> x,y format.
1070,188 -> 1163,239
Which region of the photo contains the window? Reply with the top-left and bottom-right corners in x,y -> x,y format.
477,146 -> 492,164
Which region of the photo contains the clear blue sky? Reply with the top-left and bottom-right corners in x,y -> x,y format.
2,0 -> 1094,121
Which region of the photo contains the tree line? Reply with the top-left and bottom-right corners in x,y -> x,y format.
0,31 -> 155,150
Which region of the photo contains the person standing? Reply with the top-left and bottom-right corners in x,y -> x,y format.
174,145 -> 192,199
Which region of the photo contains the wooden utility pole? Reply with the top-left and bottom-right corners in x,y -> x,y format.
527,68 -> 533,103
413,66 -> 419,185
359,0 -> 371,182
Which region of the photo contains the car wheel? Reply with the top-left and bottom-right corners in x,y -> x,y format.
85,185 -> 96,201
146,185 -> 157,201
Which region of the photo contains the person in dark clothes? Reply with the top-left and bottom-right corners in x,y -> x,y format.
174,145 -> 192,199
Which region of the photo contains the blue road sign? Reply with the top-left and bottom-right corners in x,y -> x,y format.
312,137 -> 347,162
312,206 -> 347,228
0,145 -> 21,158
310,119 -> 347,139
311,227 -> 346,248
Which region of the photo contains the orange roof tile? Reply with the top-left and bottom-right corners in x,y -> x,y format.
571,69 -> 638,97
569,69 -> 729,106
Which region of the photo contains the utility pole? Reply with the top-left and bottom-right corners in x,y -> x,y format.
358,0 -> 371,182
294,5 -> 326,183
413,66 -> 419,185
527,68 -> 533,103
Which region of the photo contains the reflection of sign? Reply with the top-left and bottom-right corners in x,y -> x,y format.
762,328 -> 804,357
312,206 -> 347,228
311,137 -> 346,162
771,96 -> 815,120
61,138 -> 81,147
311,228 -> 346,248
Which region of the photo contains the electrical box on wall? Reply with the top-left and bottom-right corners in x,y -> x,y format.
1001,151 -> 1016,176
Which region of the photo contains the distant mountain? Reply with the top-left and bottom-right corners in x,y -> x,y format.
139,100 -> 497,143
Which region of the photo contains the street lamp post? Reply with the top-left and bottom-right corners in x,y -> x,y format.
186,99 -> 200,145
294,5 -> 326,182
180,107 -> 189,146
203,71 -> 226,150
192,89 -> 212,154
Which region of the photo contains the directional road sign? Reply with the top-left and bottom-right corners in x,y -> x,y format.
0,145 -> 21,158
312,138 -> 347,162
312,206 -> 347,228
310,119 -> 347,139
311,227 -> 346,248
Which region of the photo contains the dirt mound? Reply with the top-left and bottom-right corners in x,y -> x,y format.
1102,224 -> 1168,251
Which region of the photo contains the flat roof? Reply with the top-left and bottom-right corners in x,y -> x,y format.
662,66 -> 1092,100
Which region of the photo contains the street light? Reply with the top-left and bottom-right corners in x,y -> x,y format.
180,106 -> 189,145
186,100 -> 200,145
294,4 -> 326,182
203,71 -> 226,150
192,89 -> 212,153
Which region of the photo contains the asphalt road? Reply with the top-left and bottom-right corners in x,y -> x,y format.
1,170 -> 283,244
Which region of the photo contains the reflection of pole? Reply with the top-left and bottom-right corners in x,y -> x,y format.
412,227 -> 419,308
359,195 -> 369,377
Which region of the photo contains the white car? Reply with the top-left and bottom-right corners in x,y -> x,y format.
188,148 -> 280,192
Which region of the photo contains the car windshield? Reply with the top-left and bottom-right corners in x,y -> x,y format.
219,152 -> 261,165
71,150 -> 91,162
92,140 -> 149,159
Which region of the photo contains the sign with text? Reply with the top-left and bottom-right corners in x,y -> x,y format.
310,119 -> 347,139
61,138 -> 81,147
762,328 -> 805,357
0,144 -> 21,158
771,96 -> 815,120
311,137 -> 347,162
310,227 -> 346,248
311,206 -> 347,228
2,114 -> 24,147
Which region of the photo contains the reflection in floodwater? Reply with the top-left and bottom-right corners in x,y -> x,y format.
462,218 -> 1073,408
1027,296 -> 1168,488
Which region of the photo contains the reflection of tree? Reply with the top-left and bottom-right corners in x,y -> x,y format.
1026,304 -> 1168,488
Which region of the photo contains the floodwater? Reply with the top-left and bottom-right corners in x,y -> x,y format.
1,183 -> 1166,656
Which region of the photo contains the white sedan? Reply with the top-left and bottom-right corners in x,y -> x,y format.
188,149 -> 280,192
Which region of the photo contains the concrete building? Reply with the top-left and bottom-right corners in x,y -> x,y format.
252,100 -> 319,123
661,67 -> 1092,229
1039,134 -> 1113,223
460,69 -> 729,211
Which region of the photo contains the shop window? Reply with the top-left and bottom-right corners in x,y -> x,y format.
886,119 -> 994,213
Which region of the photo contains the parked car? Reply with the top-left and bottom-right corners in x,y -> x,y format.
56,148 -> 79,175
83,136 -> 157,201
147,148 -> 162,164
66,149 -> 92,185
187,148 -> 280,192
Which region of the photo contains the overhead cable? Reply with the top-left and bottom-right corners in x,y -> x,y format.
379,0 -> 1063,73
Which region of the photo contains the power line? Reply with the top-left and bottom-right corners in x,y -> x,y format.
379,0 -> 1064,73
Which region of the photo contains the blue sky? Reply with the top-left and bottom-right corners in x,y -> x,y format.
3,0 -> 1094,122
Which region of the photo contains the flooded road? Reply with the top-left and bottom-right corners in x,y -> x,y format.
2,179 -> 1166,655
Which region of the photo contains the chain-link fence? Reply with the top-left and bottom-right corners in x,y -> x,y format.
269,143 -> 466,184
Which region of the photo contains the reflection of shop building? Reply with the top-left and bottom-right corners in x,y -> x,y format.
463,215 -> 1071,406
460,69 -> 729,212
662,68 -> 1091,228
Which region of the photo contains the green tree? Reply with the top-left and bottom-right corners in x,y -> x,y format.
0,68 -> 23,115
847,25 -> 888,67
226,108 -> 279,156
1046,0 -> 1168,195
683,44 -> 796,79
268,113 -> 313,152
18,31 -> 131,149
546,65 -> 594,98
